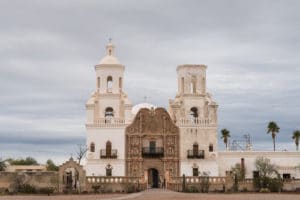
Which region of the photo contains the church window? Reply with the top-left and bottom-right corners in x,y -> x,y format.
190,107 -> 198,118
190,75 -> 197,94
119,77 -> 122,91
253,171 -> 259,178
106,141 -> 112,157
204,101 -> 209,118
181,77 -> 184,93
107,76 -> 113,92
283,173 -> 291,179
90,143 -> 95,152
109,49 -> 112,55
209,144 -> 213,152
193,143 -> 199,155
97,77 -> 100,89
105,164 -> 112,176
193,167 -> 199,176
105,107 -> 114,117
149,141 -> 156,153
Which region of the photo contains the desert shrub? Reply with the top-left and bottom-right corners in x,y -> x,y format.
104,187 -> 113,193
124,183 -> 135,193
38,187 -> 55,195
268,178 -> 283,192
186,185 -> 198,193
92,185 -> 101,193
240,187 -> 248,192
18,184 -> 36,194
259,188 -> 270,193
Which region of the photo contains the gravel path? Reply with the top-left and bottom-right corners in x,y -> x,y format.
1,189 -> 299,200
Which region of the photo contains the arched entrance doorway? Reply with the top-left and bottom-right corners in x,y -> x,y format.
148,168 -> 159,188
58,157 -> 86,193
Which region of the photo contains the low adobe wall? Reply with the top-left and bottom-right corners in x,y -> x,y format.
0,171 -> 58,193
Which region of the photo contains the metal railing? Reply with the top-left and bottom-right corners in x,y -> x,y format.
187,150 -> 205,159
100,149 -> 118,159
142,147 -> 164,157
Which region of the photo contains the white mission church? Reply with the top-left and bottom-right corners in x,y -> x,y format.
84,41 -> 300,188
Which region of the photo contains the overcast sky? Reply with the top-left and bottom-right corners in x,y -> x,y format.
0,0 -> 300,164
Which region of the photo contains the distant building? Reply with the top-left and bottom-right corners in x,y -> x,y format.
85,41 -> 300,188
5,165 -> 46,172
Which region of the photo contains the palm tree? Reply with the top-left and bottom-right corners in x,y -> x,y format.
221,129 -> 231,150
292,130 -> 300,151
267,121 -> 280,151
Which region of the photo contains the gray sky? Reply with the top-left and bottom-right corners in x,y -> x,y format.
0,0 -> 300,164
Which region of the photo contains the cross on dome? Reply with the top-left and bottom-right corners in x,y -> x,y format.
97,39 -> 122,65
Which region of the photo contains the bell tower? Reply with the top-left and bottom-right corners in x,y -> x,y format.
169,64 -> 219,176
169,64 -> 217,121
85,40 -> 132,176
177,64 -> 207,96
86,40 -> 132,124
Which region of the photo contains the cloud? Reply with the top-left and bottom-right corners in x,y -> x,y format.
0,0 -> 300,163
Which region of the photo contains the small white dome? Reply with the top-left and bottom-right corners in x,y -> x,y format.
99,55 -> 121,65
131,103 -> 156,115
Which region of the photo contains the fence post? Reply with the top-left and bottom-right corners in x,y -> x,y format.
182,174 -> 186,192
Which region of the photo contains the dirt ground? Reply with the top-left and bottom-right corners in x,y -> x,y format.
1,189 -> 299,200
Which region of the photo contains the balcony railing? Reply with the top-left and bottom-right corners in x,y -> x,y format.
100,149 -> 118,159
176,118 -> 214,126
142,147 -> 164,158
95,118 -> 125,124
187,150 -> 205,159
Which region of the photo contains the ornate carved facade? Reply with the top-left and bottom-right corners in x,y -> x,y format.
125,108 -> 180,180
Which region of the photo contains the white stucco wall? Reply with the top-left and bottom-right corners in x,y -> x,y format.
218,151 -> 300,178
85,127 -> 126,176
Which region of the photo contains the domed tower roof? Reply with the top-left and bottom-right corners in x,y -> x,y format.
98,39 -> 121,65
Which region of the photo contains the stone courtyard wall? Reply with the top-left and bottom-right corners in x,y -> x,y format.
0,171 -> 58,193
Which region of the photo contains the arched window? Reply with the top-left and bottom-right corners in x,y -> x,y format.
106,141 -> 112,157
107,76 -> 113,92
105,164 -> 112,176
105,107 -> 114,118
193,167 -> 199,176
209,144 -> 213,152
90,143 -> 95,152
181,77 -> 184,93
190,107 -> 198,118
190,76 -> 197,94
119,77 -> 122,91
193,143 -> 199,155
204,101 -> 209,118
97,77 -> 100,90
